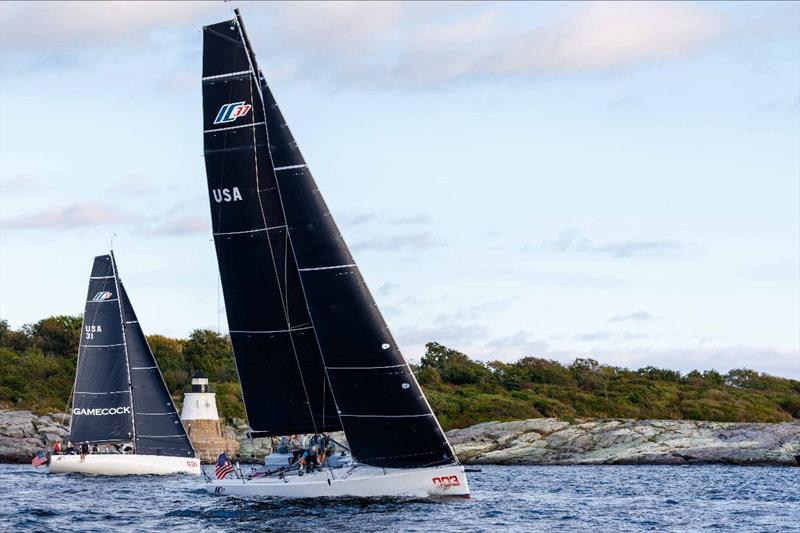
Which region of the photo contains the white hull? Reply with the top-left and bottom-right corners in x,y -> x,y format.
206,464 -> 469,499
48,454 -> 201,476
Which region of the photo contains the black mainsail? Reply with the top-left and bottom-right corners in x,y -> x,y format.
202,11 -> 456,468
69,253 -> 195,457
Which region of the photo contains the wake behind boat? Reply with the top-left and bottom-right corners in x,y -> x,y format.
201,10 -> 468,499
48,253 -> 200,476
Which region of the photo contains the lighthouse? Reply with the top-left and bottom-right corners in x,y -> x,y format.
180,371 -> 239,463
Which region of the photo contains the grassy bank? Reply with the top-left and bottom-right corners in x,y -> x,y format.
1,316 -> 798,430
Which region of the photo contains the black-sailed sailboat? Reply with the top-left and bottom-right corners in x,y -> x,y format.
49,253 -> 200,475
202,10 -> 468,498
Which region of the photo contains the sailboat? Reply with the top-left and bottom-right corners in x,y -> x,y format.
201,10 -> 469,498
49,253 -> 200,475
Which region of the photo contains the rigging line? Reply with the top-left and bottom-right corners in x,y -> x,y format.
250,71 -> 346,437
235,19 -> 319,435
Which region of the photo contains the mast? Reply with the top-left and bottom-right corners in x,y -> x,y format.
109,251 -> 137,451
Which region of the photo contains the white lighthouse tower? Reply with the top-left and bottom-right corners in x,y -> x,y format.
180,371 -> 239,462
181,371 -> 220,421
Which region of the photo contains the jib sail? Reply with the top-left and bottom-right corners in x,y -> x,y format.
201,10 -> 457,468
119,282 -> 194,457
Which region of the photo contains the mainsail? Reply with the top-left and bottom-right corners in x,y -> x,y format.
69,253 -> 194,457
202,11 -> 456,468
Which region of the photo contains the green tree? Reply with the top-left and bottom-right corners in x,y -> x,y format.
29,315 -> 82,358
183,329 -> 237,383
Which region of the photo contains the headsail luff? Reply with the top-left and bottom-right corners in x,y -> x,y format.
69,255 -> 135,444
202,10 -> 457,468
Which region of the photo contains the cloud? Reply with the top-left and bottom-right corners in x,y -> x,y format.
260,1 -> 726,87
149,216 -> 209,236
395,323 -> 490,346
572,331 -> 648,342
1,2 -> 729,87
377,282 -> 399,296
434,297 -> 520,324
585,345 -> 800,380
338,212 -> 380,227
0,174 -> 42,193
0,1 -> 217,53
2,201 -> 135,230
352,231 -> 447,252
530,228 -> 683,258
107,175 -> 154,197
393,212 -> 433,224
485,330 -> 550,356
480,2 -> 724,76
609,310 -> 655,323
596,240 -> 682,258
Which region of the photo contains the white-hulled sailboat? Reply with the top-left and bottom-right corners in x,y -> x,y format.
201,10 -> 469,498
49,253 -> 200,475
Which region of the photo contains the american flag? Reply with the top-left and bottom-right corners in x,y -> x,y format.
215,452 -> 234,479
31,451 -> 48,468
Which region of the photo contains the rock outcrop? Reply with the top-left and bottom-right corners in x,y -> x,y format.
0,410 -> 69,463
447,418 -> 800,466
3,409 -> 798,466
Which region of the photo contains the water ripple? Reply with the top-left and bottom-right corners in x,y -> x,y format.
1,464 -> 798,532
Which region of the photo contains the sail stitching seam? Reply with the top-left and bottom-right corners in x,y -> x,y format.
204,121 -> 264,133
297,264 -> 355,272
202,69 -> 251,81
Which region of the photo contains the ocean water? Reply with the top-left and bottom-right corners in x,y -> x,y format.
2,464 -> 797,532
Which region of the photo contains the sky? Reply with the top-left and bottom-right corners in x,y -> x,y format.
1,1 -> 798,378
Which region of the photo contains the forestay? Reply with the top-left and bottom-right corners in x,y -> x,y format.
202,14 -> 457,469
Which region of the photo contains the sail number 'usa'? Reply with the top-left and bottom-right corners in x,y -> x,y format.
212,187 -> 243,203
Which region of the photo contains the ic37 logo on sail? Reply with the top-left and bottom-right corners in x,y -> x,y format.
213,101 -> 252,124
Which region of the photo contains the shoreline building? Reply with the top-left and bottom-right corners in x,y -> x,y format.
180,371 -> 239,463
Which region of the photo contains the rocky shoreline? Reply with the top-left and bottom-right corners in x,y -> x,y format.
2,409 -> 798,466
447,418 -> 800,466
